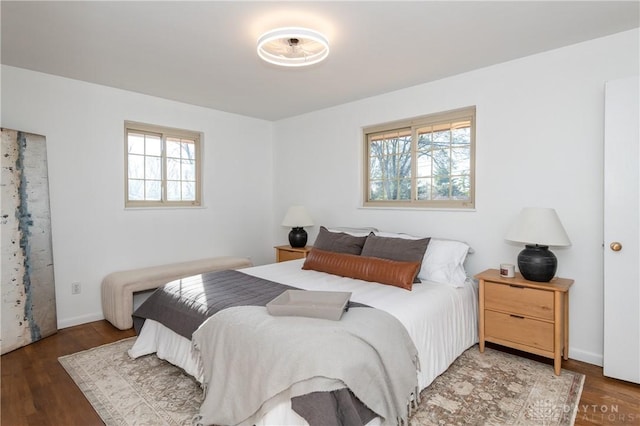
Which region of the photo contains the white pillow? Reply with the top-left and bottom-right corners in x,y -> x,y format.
374,231 -> 471,286
326,226 -> 377,237
373,231 -> 418,239
420,239 -> 470,287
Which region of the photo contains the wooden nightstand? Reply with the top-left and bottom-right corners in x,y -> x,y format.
475,268 -> 574,375
274,245 -> 312,262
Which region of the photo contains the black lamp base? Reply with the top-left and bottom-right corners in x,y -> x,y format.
288,227 -> 308,248
517,244 -> 557,282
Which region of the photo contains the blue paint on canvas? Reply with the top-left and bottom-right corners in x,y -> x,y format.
15,131 -> 41,341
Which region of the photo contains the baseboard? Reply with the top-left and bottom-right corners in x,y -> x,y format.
569,347 -> 603,367
57,312 -> 105,330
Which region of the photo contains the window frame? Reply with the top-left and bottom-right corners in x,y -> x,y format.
363,106 -> 476,209
124,121 -> 202,208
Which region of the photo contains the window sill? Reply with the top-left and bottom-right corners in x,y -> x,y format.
358,205 -> 476,213
124,205 -> 207,211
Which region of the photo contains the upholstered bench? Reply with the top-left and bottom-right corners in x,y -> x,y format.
101,256 -> 253,330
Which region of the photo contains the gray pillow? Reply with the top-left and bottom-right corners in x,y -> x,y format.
360,235 -> 430,283
313,226 -> 368,255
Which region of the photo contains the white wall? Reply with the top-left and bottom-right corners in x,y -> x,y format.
272,29 -> 640,366
1,66 -> 275,328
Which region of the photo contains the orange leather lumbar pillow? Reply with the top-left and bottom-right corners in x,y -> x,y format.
302,248 -> 420,291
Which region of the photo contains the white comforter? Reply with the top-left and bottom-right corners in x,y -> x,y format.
129,259 -> 478,425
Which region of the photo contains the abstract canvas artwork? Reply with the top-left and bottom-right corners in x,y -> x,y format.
1,128 -> 57,354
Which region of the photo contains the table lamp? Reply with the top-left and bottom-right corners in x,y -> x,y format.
504,207 -> 571,282
281,205 -> 314,248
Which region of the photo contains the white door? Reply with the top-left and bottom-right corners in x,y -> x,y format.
603,75 -> 640,384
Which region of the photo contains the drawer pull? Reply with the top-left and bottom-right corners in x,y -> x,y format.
509,284 -> 525,289
510,314 -> 525,319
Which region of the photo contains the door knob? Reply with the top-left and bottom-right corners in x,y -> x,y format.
610,242 -> 622,252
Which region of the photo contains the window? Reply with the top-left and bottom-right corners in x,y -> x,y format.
363,106 -> 475,209
125,121 -> 201,207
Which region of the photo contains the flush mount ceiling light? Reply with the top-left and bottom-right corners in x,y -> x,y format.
257,27 -> 329,67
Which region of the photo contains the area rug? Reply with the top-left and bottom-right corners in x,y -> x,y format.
59,338 -> 584,426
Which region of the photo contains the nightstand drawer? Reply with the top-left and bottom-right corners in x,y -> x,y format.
485,310 -> 554,352
278,250 -> 306,262
485,282 -> 554,320
274,245 -> 312,262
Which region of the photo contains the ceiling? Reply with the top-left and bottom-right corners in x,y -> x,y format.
2,1 -> 638,121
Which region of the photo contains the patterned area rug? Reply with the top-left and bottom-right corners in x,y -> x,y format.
59,338 -> 584,426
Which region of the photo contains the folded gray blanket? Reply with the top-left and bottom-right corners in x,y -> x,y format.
132,270 -> 299,338
132,269 -> 369,338
192,306 -> 420,426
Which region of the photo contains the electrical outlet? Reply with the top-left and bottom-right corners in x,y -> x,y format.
71,282 -> 81,295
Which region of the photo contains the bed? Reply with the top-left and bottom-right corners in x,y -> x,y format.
129,228 -> 478,426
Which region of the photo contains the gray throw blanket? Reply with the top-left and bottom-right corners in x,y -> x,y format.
192,306 -> 420,426
132,270 -> 300,338
132,269 -> 368,339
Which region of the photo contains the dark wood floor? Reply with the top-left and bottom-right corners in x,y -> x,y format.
1,321 -> 638,425
1,321 -> 136,426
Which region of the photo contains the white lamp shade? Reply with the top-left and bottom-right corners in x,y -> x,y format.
281,205 -> 314,227
505,207 -> 571,247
